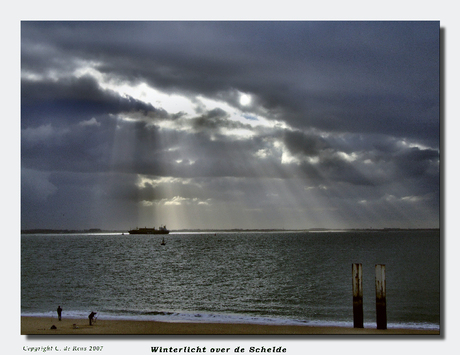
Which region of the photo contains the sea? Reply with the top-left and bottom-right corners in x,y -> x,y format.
21,230 -> 440,331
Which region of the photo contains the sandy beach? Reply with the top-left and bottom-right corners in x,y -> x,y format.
21,317 -> 440,335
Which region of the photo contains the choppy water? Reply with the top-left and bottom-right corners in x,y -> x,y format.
21,230 -> 440,330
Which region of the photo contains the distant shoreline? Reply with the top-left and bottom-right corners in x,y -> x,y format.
21,228 -> 440,234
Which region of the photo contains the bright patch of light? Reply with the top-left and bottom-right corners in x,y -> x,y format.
74,63 -> 196,116
129,83 -> 195,115
116,113 -> 140,123
79,117 -> 101,127
398,138 -> 434,151
196,95 -> 229,110
274,142 -> 300,165
304,184 -> 328,191
154,118 -> 179,130
255,149 -> 270,159
306,156 -> 320,164
136,175 -> 195,188
281,151 -> 301,165
385,194 -> 427,203
408,142 -> 433,151
72,62 -> 291,137
243,114 -> 258,121
337,151 -> 358,162
72,62 -> 292,137
221,128 -> 255,139
157,196 -> 211,206
197,199 -> 211,206
402,195 -> 423,202
23,66 -> 67,82
74,63 -> 105,82
240,113 -> 278,128
196,95 -> 279,129
239,93 -> 251,106
22,71 -> 47,82
197,95 -> 241,119
164,196 -> 189,205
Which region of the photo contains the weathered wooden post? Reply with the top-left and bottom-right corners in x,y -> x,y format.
375,264 -> 387,330
352,263 -> 363,328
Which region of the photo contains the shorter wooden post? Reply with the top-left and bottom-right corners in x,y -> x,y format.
352,263 -> 363,328
375,264 -> 387,330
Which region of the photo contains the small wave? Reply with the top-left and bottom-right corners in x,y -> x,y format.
21,310 -> 439,331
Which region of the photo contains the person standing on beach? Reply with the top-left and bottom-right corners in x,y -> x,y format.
57,306 -> 62,321
88,311 -> 96,326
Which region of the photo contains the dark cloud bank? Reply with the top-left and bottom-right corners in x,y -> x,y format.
21,21 -> 440,230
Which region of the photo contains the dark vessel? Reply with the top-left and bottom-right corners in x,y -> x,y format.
128,226 -> 169,235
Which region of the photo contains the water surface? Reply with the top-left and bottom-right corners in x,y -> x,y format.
21,230 -> 440,329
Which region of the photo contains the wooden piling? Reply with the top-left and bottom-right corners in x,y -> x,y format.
375,264 -> 387,330
352,263 -> 363,328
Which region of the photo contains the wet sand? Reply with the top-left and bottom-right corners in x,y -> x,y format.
21,317 -> 440,335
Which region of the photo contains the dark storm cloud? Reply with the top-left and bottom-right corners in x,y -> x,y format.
191,108 -> 232,131
21,21 -> 440,229
393,147 -> 439,176
282,130 -> 329,157
22,75 -> 170,128
21,21 -> 439,141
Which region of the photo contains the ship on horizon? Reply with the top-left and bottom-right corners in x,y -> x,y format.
128,226 -> 169,235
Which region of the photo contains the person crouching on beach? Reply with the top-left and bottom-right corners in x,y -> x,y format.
88,311 -> 96,326
57,306 -> 62,321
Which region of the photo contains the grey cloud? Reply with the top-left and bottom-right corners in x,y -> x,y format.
22,21 -> 439,142
191,108 -> 230,131
393,147 -> 439,176
22,75 -> 169,126
21,168 -> 58,202
283,130 -> 329,157
21,21 -> 440,230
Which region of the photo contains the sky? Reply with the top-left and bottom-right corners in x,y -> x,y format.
20,21 -> 440,231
